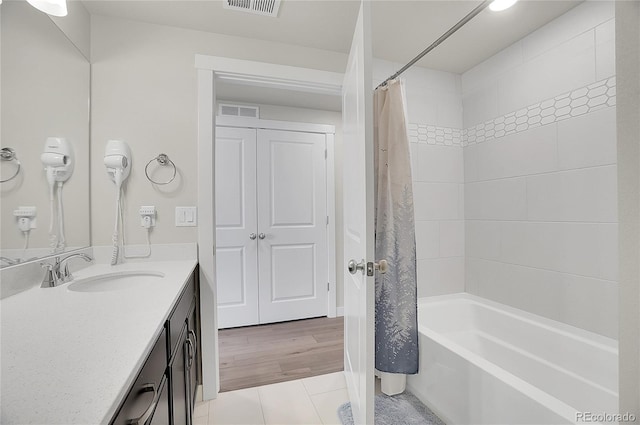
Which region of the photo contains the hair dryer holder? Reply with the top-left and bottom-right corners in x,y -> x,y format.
104,140 -> 131,186
41,137 -> 74,183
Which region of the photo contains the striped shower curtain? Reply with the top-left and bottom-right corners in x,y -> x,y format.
373,79 -> 419,375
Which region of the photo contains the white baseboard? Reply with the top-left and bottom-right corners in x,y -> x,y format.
336,306 -> 344,317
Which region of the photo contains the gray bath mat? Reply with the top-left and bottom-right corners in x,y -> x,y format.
337,391 -> 446,425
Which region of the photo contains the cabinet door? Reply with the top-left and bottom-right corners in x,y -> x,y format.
186,303 -> 199,414
149,376 -> 170,425
257,129 -> 328,323
215,126 -> 259,328
170,324 -> 189,425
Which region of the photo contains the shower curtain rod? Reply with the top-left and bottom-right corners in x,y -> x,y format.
376,0 -> 492,90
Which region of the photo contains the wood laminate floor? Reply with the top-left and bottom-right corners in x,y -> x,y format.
218,316 -> 344,392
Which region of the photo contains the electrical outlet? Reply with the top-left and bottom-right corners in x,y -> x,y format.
139,206 -> 156,227
13,206 -> 37,229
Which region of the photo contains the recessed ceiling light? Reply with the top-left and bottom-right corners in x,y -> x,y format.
26,0 -> 68,16
489,0 -> 518,12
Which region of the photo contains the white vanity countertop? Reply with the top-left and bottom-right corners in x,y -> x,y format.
0,259 -> 198,424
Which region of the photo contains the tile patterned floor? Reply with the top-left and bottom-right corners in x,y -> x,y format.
194,372 -> 349,425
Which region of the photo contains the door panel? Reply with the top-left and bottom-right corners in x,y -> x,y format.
215,127 -> 258,329
342,1 -> 375,424
257,129 -> 328,324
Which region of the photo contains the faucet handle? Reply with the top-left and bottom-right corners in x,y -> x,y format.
40,263 -> 56,288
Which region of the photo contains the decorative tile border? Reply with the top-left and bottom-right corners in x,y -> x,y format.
463,76 -> 616,146
408,123 -> 462,147
408,76 -> 616,148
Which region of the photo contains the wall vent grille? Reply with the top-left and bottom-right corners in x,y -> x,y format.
218,104 -> 260,119
223,0 -> 281,17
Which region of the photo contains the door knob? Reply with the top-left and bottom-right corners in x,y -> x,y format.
249,233 -> 257,240
258,233 -> 266,239
348,259 -> 366,275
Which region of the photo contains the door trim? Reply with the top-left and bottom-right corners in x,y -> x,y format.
196,58 -> 342,401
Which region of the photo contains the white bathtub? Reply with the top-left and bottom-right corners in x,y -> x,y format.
407,293 -> 618,425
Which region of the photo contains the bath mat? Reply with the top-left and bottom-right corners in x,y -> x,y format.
337,391 -> 445,425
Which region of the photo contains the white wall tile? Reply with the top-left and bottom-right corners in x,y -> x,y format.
466,220 -> 502,261
440,220 -> 464,258
463,82 -> 499,127
461,41 -> 524,95
557,107 -> 617,170
409,142 -> 418,180
500,222 -> 618,281
415,220 -> 439,260
527,166 -> 618,223
468,258 -> 617,339
414,182 -> 460,221
417,145 -> 464,183
417,257 -> 464,297
436,98 -> 464,129
521,1 -> 614,61
463,144 -> 479,183
474,124 -> 558,181
595,19 -> 616,80
405,89 -> 438,125
498,31 -> 596,116
465,178 -> 527,220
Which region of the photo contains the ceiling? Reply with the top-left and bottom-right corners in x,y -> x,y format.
82,0 -> 583,111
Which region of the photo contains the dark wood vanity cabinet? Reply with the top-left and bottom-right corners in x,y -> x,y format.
110,270 -> 200,425
110,328 -> 170,425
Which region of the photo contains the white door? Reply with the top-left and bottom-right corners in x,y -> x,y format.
215,127 -> 259,329
342,1 -> 375,425
257,129 -> 328,323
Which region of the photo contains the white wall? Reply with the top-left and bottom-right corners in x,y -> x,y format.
462,1 -> 618,338
374,59 -> 465,297
90,15 -> 347,251
616,0 -> 640,416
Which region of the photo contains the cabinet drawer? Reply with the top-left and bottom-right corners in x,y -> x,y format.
168,275 -> 195,358
111,328 -> 167,425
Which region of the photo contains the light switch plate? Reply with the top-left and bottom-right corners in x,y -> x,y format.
175,206 -> 197,227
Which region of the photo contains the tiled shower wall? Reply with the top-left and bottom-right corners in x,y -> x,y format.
374,60 -> 465,298
462,1 -> 618,338
375,1 -> 618,338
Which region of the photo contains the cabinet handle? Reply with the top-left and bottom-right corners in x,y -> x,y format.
186,338 -> 194,369
126,383 -> 159,425
189,330 -> 198,366
258,233 -> 266,240
189,329 -> 197,351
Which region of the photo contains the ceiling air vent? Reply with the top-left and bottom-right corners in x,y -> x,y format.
218,104 -> 260,119
223,0 -> 281,17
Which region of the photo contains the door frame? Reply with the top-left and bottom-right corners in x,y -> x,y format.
196,55 -> 343,400
216,116 -> 337,325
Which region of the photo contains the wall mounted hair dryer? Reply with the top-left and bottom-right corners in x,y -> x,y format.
104,139 -> 131,191
105,140 -> 132,265
41,137 -> 74,252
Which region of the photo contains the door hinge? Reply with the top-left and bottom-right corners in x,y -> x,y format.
326,216 -> 329,225
327,282 -> 330,292
324,149 -> 327,159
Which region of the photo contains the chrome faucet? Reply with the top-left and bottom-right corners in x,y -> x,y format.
41,253 -> 93,288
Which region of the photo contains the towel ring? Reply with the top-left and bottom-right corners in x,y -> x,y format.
145,153 -> 176,185
0,148 -> 21,183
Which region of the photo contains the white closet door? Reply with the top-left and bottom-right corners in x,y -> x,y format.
257,129 -> 328,324
215,127 -> 259,329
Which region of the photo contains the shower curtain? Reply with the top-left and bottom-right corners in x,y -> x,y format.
374,79 -> 419,375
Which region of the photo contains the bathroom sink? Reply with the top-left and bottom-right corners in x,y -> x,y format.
67,271 -> 165,293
